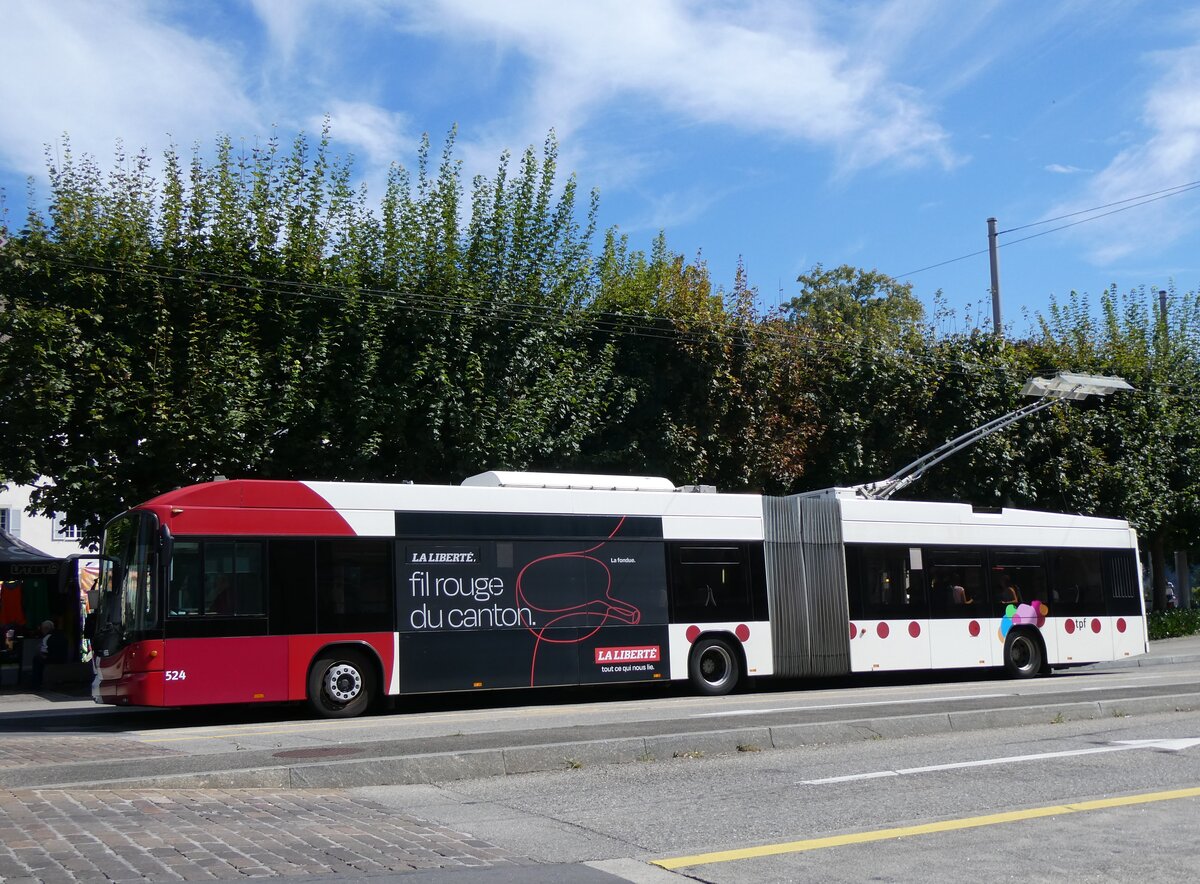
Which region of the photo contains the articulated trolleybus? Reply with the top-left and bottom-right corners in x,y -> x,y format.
91,472 -> 1147,717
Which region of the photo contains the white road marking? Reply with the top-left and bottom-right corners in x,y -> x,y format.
799,738 -> 1200,784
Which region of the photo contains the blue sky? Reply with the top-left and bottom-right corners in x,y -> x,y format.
3,0 -> 1199,332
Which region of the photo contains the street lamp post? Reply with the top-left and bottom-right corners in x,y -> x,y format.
855,372 -> 1132,501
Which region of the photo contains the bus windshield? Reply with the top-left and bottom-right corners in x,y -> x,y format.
95,511 -> 160,651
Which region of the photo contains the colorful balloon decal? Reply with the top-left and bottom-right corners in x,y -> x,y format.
999,600 -> 1049,641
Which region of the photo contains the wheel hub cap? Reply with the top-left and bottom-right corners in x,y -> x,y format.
326,664 -> 362,703
702,651 -> 727,683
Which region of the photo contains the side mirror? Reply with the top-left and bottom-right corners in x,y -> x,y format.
87,589 -> 99,610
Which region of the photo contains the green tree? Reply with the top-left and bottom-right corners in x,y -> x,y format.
782,264 -> 935,491
787,263 -> 925,341
1035,285 -> 1200,611
0,127 -> 623,541
586,247 -> 819,491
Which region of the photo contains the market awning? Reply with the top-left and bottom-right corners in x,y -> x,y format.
0,529 -> 61,578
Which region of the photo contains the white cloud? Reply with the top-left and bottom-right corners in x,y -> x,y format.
393,0 -> 956,174
624,185 -> 735,234
312,101 -> 416,170
1050,37 -> 1200,264
0,1 -> 256,177
249,0 -> 323,62
1045,164 -> 1086,174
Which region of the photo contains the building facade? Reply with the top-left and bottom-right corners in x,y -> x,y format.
0,483 -> 92,558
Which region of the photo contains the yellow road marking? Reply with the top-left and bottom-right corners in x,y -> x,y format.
653,785 -> 1200,870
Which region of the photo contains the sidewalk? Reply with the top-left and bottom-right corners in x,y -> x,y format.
0,683 -> 94,714
1087,633 -> 1200,669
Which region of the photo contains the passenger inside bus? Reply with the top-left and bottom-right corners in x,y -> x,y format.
998,581 -> 1020,605
951,578 -> 972,605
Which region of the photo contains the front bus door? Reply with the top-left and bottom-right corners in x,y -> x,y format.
162,538 -> 287,706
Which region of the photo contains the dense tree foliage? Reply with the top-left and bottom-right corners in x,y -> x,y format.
1,126 -> 1198,613
1,128 -> 625,533
1032,286 -> 1200,609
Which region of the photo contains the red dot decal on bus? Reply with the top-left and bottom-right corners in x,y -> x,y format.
1091,618 -> 1102,634
1117,618 -> 1127,633
969,620 -> 981,637
685,625 -> 700,643
877,622 -> 890,639
735,624 -> 750,642
850,623 -> 857,640
1065,619 -> 1075,634
908,621 -> 921,638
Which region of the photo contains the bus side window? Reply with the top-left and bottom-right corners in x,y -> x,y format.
1102,549 -> 1141,616
236,543 -> 264,615
137,514 -> 160,632
850,545 -> 925,619
269,540 -> 316,635
669,544 -> 753,623
845,545 -> 866,620
203,541 -> 264,617
316,539 -> 394,633
169,542 -> 203,615
1049,549 -> 1104,615
989,550 -> 1046,612
927,550 -> 986,617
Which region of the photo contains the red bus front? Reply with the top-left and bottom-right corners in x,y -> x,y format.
91,502 -> 394,715
91,510 -> 170,707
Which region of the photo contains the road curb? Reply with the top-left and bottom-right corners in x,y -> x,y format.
29,690 -> 1200,791
1084,653 -> 1200,670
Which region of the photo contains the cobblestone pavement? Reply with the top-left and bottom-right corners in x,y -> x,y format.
0,738 -> 178,770
0,789 -> 529,882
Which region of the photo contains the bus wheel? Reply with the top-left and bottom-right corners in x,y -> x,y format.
309,650 -> 375,718
1003,631 -> 1043,679
689,637 -> 740,696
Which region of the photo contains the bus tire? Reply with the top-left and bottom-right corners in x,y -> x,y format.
308,649 -> 375,718
1003,630 -> 1043,679
689,636 -> 740,696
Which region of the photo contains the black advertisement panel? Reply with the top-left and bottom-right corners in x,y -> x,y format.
400,627 -> 582,693
396,515 -> 669,692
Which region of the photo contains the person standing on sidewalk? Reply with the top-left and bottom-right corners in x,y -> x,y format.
30,619 -> 66,689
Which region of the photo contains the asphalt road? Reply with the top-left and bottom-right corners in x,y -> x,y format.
360,710 -> 1200,883
1,641 -> 1199,881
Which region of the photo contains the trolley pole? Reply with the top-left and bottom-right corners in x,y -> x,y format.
855,372 -> 1132,500
988,217 -> 1002,338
